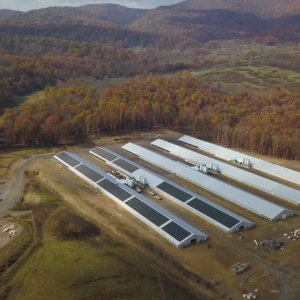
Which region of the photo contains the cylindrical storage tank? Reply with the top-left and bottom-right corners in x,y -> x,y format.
128,178 -> 135,187
140,176 -> 147,185
140,175 -> 144,184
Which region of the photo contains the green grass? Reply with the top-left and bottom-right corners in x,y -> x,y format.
13,148 -> 59,156
0,155 -> 19,177
2,234 -> 197,300
192,63 -> 300,94
191,40 -> 300,94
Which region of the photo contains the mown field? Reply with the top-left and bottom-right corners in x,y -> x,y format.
0,178 -> 199,300
192,41 -> 300,94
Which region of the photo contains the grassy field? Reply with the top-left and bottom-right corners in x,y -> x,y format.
0,154 -> 19,177
4,237 -> 198,300
192,41 -> 300,94
13,148 -> 60,156
192,63 -> 300,94
0,179 -> 199,300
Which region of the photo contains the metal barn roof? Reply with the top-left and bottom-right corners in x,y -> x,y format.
54,152 -> 207,247
179,135 -> 300,186
121,143 -> 294,221
90,147 -> 254,233
151,139 -> 300,206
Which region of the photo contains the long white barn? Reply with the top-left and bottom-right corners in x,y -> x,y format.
151,139 -> 300,206
121,143 -> 294,222
179,135 -> 300,187
90,147 -> 255,233
54,152 -> 207,248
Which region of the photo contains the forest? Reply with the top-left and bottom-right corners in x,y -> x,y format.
2,77 -> 300,160
0,35 -> 196,111
1,1 -> 300,161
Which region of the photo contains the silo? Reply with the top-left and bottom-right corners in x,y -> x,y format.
128,178 -> 135,188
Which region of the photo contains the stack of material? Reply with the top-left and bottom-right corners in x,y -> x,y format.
262,238 -> 283,250
231,263 -> 249,275
240,269 -> 260,286
293,229 -> 300,237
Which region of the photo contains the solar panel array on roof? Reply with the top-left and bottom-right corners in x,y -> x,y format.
92,147 -> 254,233
54,152 -> 207,247
126,197 -> 169,226
187,198 -> 239,228
113,158 -> 139,173
75,164 -> 104,182
56,152 -> 80,167
92,148 -> 118,161
157,181 -> 192,203
122,143 -> 294,221
162,221 -> 191,242
97,179 -> 132,201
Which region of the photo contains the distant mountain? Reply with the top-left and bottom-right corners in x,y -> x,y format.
172,0 -> 300,18
129,7 -> 271,43
1,0 -> 300,47
78,4 -> 150,25
1,4 -> 149,26
0,9 -> 22,20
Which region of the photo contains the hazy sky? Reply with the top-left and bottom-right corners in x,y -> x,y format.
0,0 -> 183,11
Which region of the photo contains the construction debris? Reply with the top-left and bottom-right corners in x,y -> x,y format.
240,269 -> 260,286
231,263 -> 249,275
291,229 -> 300,239
261,238 -> 283,250
257,238 -> 283,252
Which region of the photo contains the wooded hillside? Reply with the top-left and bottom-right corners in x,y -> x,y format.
173,0 -> 300,18
2,77 -> 300,160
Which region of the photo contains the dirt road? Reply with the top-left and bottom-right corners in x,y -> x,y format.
0,154 -> 52,218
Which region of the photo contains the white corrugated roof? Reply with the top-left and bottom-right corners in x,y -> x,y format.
179,135 -> 300,186
54,152 -> 207,246
90,147 -> 254,233
152,139 -> 300,206
121,143 -> 294,221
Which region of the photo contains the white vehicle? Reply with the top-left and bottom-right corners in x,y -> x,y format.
148,190 -> 155,195
154,195 -> 162,200
135,187 -> 142,193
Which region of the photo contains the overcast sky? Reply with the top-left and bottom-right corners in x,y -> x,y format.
0,0 -> 184,11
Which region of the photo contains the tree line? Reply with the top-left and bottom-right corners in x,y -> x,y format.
2,76 -> 300,160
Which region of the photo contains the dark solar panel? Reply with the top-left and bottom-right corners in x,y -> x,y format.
125,197 -> 169,227
97,179 -> 132,201
113,158 -> 139,173
92,148 -> 117,161
56,152 -> 80,167
161,221 -> 191,242
187,198 -> 240,228
75,164 -> 104,182
156,182 -> 192,202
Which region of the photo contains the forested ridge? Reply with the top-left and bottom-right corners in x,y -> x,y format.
2,77 -> 300,160
0,35 -> 196,111
1,1 -> 300,161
